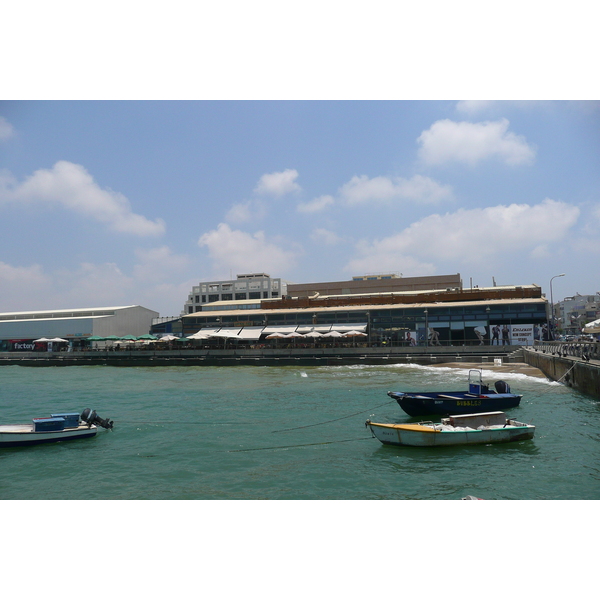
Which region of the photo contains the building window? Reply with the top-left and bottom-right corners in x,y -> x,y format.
235,293 -> 247,300
195,295 -> 200,303
188,306 -> 194,313
263,291 -> 269,298
208,294 -> 219,302
249,292 -> 261,299
202,295 -> 207,303
221,294 -> 233,301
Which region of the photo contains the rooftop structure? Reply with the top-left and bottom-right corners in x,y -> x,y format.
286,273 -> 462,298
182,273 -> 287,314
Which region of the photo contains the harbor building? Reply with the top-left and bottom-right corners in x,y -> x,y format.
0,305 -> 159,351
182,273 -> 288,314
154,282 -> 548,347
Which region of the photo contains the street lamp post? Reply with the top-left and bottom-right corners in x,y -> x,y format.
424,309 -> 428,348
549,273 -> 565,340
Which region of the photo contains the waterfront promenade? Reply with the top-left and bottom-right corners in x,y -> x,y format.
0,344 -> 524,367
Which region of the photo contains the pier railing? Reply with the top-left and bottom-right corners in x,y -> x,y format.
532,341 -> 599,362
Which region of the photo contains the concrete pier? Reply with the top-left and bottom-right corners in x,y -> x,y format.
522,343 -> 600,400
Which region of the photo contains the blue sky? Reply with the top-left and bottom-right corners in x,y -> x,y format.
1,100 -> 598,316
2,4 -> 599,317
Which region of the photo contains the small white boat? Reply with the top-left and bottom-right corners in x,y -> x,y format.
0,409 -> 113,448
365,411 -> 535,447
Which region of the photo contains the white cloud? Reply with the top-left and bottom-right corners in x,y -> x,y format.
417,118 -> 536,166
345,249 -> 435,277
0,161 -> 165,235
254,168 -> 301,197
455,101 -> 496,114
0,262 -> 50,311
0,116 -> 15,141
133,246 -> 190,283
310,228 -> 343,245
339,174 -> 453,205
297,194 -> 335,213
346,199 -> 579,271
58,262 -> 133,306
198,223 -> 299,274
225,199 -> 267,223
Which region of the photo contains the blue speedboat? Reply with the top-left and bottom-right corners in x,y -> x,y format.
387,370 -> 522,417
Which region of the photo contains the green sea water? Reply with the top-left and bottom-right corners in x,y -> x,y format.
1,362 -> 599,500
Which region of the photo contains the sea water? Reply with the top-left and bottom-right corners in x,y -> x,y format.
0,362 -> 599,500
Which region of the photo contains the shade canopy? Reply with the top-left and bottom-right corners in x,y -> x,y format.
210,327 -> 242,339
583,318 -> 600,334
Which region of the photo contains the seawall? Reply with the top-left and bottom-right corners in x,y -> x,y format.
0,344 -> 523,368
522,345 -> 600,400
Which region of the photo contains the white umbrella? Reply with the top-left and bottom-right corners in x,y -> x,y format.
323,331 -> 344,338
34,337 -> 52,342
343,330 -> 367,337
266,333 -> 286,339
160,335 -> 179,341
187,332 -> 213,340
303,331 -> 323,338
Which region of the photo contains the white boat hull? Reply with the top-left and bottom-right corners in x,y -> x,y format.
0,424 -> 98,448
366,421 -> 535,447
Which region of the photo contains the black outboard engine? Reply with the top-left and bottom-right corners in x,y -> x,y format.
81,408 -> 114,430
494,380 -> 510,394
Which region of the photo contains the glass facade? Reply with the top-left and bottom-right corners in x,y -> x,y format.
178,300 -> 548,346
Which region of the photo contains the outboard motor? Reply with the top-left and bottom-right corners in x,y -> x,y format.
494,380 -> 510,394
81,408 -> 114,430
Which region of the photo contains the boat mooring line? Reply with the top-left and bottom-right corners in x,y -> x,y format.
556,362 -> 577,383
270,400 -> 395,433
121,421 -> 260,425
228,436 -> 372,453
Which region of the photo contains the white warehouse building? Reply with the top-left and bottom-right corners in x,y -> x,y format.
0,305 -> 159,351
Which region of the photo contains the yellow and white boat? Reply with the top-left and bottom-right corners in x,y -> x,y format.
365,411 -> 535,447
